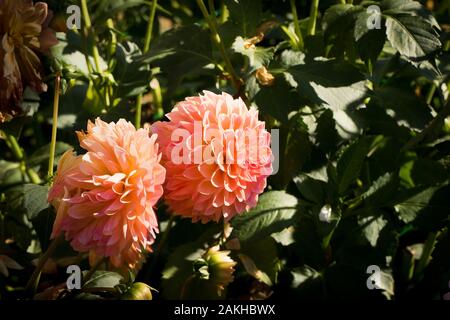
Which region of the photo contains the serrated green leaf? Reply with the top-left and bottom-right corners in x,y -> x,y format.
358,215 -> 388,247
384,13 -> 441,60
5,184 -> 49,220
83,271 -> 124,289
361,172 -> 399,206
394,186 -> 439,223
232,36 -> 274,69
231,191 -> 299,242
147,25 -> 214,93
288,60 -> 368,110
114,42 -> 152,98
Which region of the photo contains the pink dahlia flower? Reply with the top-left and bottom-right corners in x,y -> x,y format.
49,118 -> 166,268
152,91 -> 272,223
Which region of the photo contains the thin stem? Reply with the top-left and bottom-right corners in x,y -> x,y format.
25,235 -> 63,294
135,0 -> 159,129
80,0 -> 102,73
144,0 -> 158,52
197,0 -> 241,93
48,73 -> 61,179
106,18 -> 117,68
151,79 -> 164,120
426,83 -> 437,105
4,134 -> 41,184
307,0 -> 320,36
290,0 -> 304,50
414,231 -> 439,280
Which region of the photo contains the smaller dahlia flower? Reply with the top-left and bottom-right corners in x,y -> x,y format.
0,0 -> 57,122
152,91 -> 273,223
48,118 -> 166,268
202,245 -> 236,295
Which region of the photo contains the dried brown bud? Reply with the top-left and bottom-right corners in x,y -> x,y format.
256,67 -> 275,86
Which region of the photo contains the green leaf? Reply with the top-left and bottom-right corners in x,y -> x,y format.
400,158 -> 447,187
147,25 -> 214,92
381,0 -> 422,12
6,184 -> 50,220
28,142 -> 73,168
361,172 -> 399,207
315,109 -> 339,153
293,174 -> 327,204
83,271 -> 124,289
221,0 -> 263,45
384,12 -> 441,60
0,160 -> 22,188
322,4 -> 364,40
394,186 -> 439,223
231,191 -> 299,242
161,241 -> 210,299
31,207 -> 55,251
232,36 -> 274,69
358,215 -> 388,247
278,113 -> 312,187
336,137 -> 373,195
114,42 -> 152,98
371,86 -> 432,130
254,76 -> 300,123
288,60 -> 368,111
240,237 -> 280,286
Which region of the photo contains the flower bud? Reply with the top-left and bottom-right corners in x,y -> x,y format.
202,246 -> 237,294
120,282 -> 153,300
256,67 -> 275,86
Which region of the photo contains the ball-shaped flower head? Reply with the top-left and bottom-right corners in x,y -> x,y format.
48,118 -> 166,268
152,91 -> 272,223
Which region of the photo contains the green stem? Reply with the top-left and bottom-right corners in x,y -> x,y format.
25,235 -> 63,295
48,73 -> 61,179
414,231 -> 439,280
4,134 -> 41,184
307,0 -> 320,36
106,19 -> 117,68
151,79 -> 164,120
426,83 -> 437,105
290,0 -> 304,50
80,0 -> 102,73
135,0 -> 158,129
197,0 -> 241,93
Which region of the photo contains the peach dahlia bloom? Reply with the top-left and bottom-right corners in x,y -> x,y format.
0,0 -> 57,122
152,91 -> 272,223
48,118 -> 166,268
